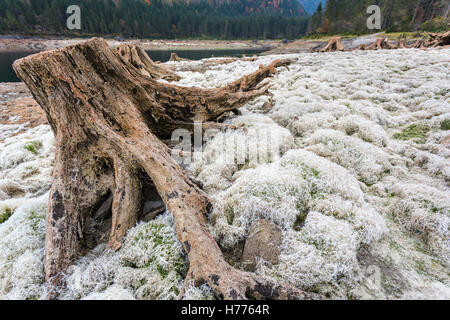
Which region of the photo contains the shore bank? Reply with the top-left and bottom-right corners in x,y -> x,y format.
0,37 -> 332,54
0,82 -> 46,141
0,37 -> 279,53
0,31 -> 432,54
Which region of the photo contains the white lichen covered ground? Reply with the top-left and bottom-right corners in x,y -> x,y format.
0,48 -> 449,300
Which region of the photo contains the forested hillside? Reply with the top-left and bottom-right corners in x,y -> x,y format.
0,0 -> 309,39
310,0 -> 449,35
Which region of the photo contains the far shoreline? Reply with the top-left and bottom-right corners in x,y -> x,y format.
0,37 -> 279,53
0,30 -> 434,54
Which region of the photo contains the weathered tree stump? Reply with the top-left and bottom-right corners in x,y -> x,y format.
169,52 -> 190,62
318,36 -> 345,52
13,38 -> 313,300
366,38 -> 396,50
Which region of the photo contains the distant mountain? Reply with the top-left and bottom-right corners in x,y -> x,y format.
299,0 -> 326,15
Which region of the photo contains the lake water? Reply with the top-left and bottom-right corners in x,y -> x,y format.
0,51 -> 41,83
0,48 -> 266,82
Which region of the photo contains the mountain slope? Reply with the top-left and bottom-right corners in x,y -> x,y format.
299,0 -> 326,15
309,0 -> 449,34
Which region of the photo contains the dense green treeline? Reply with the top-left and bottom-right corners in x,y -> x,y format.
0,0 -> 310,39
309,0 -> 449,35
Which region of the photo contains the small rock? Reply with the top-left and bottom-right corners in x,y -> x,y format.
261,100 -> 274,114
241,219 -> 282,272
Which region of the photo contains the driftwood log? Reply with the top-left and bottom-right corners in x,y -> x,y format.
13,38 -> 315,300
423,30 -> 450,47
316,31 -> 450,53
397,39 -> 408,49
410,39 -> 427,49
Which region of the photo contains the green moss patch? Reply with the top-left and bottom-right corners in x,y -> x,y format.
440,119 -> 450,131
0,207 -> 14,224
393,124 -> 429,143
24,141 -> 42,154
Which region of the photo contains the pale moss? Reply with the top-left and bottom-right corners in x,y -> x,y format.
280,160 -> 324,197
0,195 -> 47,300
62,213 -> 188,300
117,215 -> 187,299
183,283 -> 215,300
417,199 -> 447,215
304,130 -> 392,185
415,261 -> 427,276
26,210 -> 45,232
122,219 -> 188,278
389,240 -> 403,252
